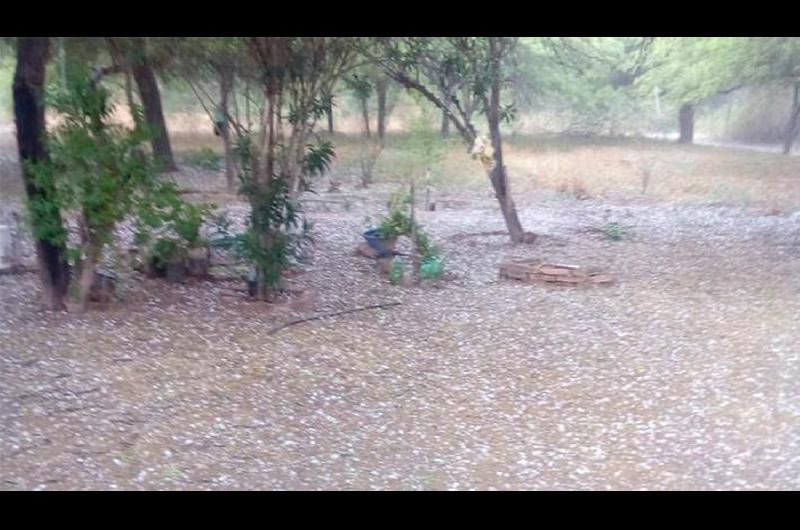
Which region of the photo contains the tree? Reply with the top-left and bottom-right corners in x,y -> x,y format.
345,73 -> 372,138
13,37 -> 70,310
170,37 -> 247,189
743,37 -> 800,154
530,37 -> 655,136
28,70 -> 160,312
229,37 -> 355,300
367,37 -> 528,243
638,37 -> 760,144
108,37 -> 177,171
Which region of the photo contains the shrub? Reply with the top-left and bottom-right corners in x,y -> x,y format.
603,222 -> 624,241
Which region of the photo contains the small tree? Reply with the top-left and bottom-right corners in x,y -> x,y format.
227,37 -> 354,300
28,70 -> 157,311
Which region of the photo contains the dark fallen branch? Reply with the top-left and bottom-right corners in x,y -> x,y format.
267,301 -> 401,335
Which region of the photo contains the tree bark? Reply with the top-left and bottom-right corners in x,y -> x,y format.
219,68 -> 236,190
13,37 -> 71,310
782,82 -> 799,155
360,97 -> 371,139
127,38 -> 177,171
678,103 -> 694,144
326,99 -> 334,134
376,78 -> 387,142
441,109 -> 451,138
486,38 -> 525,245
73,247 -> 98,313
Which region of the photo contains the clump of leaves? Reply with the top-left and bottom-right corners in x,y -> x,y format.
377,190 -> 414,239
420,255 -> 445,281
149,238 -> 182,268
378,208 -> 413,239
603,221 -> 624,241
183,147 -> 222,171
173,202 -> 211,248
389,259 -> 405,285
134,179 -> 213,271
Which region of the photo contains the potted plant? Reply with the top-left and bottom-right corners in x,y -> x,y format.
364,204 -> 413,257
174,202 -> 211,277
149,237 -> 187,283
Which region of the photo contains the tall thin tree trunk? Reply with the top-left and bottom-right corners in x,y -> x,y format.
13,37 -> 70,310
360,98 -> 371,139
783,82 -> 800,155
486,38 -> 525,245
441,109 -> 451,137
679,103 -> 694,144
326,96 -> 334,134
376,78 -> 387,142
127,38 -> 177,171
220,68 -> 236,190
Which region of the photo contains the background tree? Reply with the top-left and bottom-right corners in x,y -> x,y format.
638,37 -> 755,144
170,37 -> 248,189
367,37 -> 528,243
106,37 -> 177,171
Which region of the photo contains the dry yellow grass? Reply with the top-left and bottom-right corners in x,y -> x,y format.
344,132 -> 800,210
5,126 -> 799,211
165,130 -> 800,209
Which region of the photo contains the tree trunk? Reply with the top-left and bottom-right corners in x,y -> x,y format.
486,38 -> 525,245
220,68 -> 236,190
360,98 -> 371,139
678,103 -> 694,144
782,82 -> 800,155
127,38 -> 177,171
376,78 -> 387,142
13,37 -> 70,310
72,249 -> 98,313
441,109 -> 451,138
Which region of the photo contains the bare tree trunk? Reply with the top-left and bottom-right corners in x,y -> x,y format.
360,97 -> 371,139
13,37 -> 70,310
783,82 -> 799,155
220,68 -> 236,190
376,78 -> 387,142
73,248 -> 98,313
127,38 -> 177,171
678,103 -> 694,144
441,110 -> 451,138
487,38 -> 525,245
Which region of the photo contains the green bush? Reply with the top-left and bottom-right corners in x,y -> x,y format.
420,255 -> 445,281
389,259 -> 405,285
603,222 -> 624,241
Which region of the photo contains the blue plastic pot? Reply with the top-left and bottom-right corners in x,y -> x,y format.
363,228 -> 395,257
